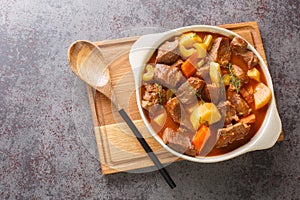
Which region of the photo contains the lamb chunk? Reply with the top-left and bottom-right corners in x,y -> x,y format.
201,83 -> 220,103
188,77 -> 206,93
230,36 -> 248,54
165,97 -> 181,124
231,64 -> 249,85
171,59 -> 184,68
156,39 -> 180,65
195,65 -> 210,79
230,36 -> 258,69
215,122 -> 251,148
240,86 -> 254,104
154,64 -> 185,89
162,128 -> 197,156
142,83 -> 165,111
230,93 -> 251,117
165,97 -> 194,130
217,101 -> 239,126
240,51 -> 259,69
209,37 -> 232,67
176,77 -> 206,105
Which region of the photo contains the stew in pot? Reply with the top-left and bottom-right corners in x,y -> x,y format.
141,32 -> 272,157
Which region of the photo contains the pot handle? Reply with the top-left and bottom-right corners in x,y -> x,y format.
249,102 -> 282,151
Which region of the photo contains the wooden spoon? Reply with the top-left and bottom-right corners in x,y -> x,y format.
67,40 -> 176,189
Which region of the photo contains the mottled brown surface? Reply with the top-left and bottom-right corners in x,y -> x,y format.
0,0 -> 299,199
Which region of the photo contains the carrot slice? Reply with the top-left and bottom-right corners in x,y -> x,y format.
181,53 -> 198,78
192,125 -> 211,153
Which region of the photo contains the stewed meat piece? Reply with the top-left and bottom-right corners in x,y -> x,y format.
240,86 -> 254,104
201,83 -> 221,103
230,93 -> 251,117
162,128 -> 197,156
141,83 -> 165,111
195,64 -> 210,80
165,97 -> 181,124
156,38 -> 180,65
176,77 -> 206,105
241,51 -> 259,69
230,36 -> 248,53
230,36 -> 258,69
215,122 -> 251,148
231,64 -> 249,86
188,77 -> 206,93
165,97 -> 194,130
154,64 -> 185,89
209,37 -> 232,67
217,101 -> 239,125
171,59 -> 184,68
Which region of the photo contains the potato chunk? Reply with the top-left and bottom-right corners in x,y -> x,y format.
153,112 -> 167,127
247,67 -> 260,82
254,82 -> 272,110
190,103 -> 221,130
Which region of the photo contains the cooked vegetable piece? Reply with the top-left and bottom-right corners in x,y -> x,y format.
190,102 -> 221,129
222,74 -> 231,86
179,45 -> 195,59
247,67 -> 260,82
193,43 -> 207,58
254,82 -> 272,109
227,63 -> 242,93
181,54 -> 198,78
203,34 -> 213,50
153,112 -> 167,126
143,64 -> 154,81
209,62 -> 222,86
192,125 -> 210,153
166,89 -> 174,101
197,59 -> 205,68
179,32 -> 202,48
239,114 -> 256,124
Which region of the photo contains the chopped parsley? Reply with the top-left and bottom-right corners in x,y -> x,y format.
157,84 -> 163,105
226,63 -> 241,93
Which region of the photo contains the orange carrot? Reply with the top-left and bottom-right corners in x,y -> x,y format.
239,114 -> 256,124
181,60 -> 196,78
192,125 -> 210,153
181,52 -> 198,78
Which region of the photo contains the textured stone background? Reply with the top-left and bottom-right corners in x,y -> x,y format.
0,0 -> 299,199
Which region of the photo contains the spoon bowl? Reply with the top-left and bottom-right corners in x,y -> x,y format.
68,40 -> 112,99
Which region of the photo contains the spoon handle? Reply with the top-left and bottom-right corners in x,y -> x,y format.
118,109 -> 176,189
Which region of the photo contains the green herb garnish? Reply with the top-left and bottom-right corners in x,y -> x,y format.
157,84 -> 163,104
226,63 -> 241,93
194,90 -> 205,105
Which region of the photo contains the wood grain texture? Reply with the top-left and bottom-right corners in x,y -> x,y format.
85,22 -> 283,174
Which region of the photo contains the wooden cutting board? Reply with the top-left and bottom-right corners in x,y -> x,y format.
85,22 -> 284,174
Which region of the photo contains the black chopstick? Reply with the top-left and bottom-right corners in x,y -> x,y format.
118,109 -> 176,189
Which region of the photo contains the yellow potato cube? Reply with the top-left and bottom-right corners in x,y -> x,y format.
179,32 -> 202,48
153,112 -> 166,127
254,82 -> 272,110
247,67 -> 260,82
190,103 -> 221,130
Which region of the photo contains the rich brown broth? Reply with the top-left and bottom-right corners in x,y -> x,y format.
141,32 -> 268,156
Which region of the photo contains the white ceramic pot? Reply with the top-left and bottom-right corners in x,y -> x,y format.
129,25 -> 282,163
